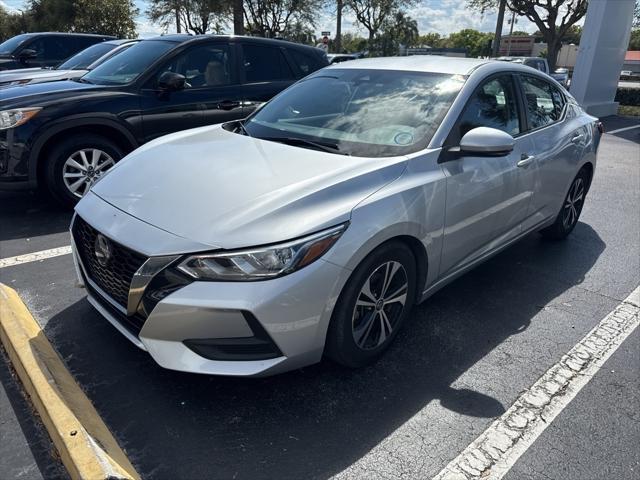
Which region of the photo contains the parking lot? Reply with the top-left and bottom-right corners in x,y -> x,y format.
1,115 -> 639,480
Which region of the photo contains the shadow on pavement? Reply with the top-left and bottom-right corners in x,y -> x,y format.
0,191 -> 72,243
42,222 -> 605,480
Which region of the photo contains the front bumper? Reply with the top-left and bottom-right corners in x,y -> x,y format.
71,196 -> 351,377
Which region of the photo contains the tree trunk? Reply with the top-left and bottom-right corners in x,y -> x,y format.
368,29 -> 375,53
233,0 -> 244,35
175,0 -> 181,33
492,0 -> 507,57
546,38 -> 560,71
335,0 -> 343,53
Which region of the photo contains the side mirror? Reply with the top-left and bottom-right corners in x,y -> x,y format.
158,71 -> 186,92
17,49 -> 37,61
459,127 -> 514,156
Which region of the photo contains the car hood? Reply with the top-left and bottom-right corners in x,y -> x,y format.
0,69 -> 84,87
91,125 -> 408,250
0,80 -> 110,107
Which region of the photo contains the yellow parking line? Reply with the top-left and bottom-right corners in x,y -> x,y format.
0,283 -> 140,480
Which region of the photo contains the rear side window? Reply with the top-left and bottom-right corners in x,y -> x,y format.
455,75 -> 521,140
242,44 -> 294,82
288,49 -> 322,76
27,36 -> 76,61
155,43 -> 233,88
521,75 -> 563,129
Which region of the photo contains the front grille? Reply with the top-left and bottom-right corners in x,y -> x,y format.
85,280 -> 146,335
72,216 -> 147,309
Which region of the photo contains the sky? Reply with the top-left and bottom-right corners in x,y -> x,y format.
1,0 -> 542,39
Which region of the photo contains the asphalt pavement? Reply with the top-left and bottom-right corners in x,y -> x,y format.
0,115 -> 638,480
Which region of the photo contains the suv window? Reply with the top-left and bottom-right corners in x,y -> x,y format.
288,49 -> 321,76
455,75 -> 520,140
26,36 -> 76,61
524,59 -> 546,72
155,43 -> 233,88
521,75 -> 563,129
242,44 -> 294,82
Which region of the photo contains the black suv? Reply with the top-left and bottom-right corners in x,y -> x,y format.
0,35 -> 328,205
0,32 -> 115,70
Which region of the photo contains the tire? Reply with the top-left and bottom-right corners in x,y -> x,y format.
44,134 -> 123,207
539,168 -> 590,240
326,241 -> 417,368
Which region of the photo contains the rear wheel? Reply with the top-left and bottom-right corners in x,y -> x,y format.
539,168 -> 589,240
45,134 -> 123,207
326,241 -> 417,368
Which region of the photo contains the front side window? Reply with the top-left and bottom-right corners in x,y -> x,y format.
244,69 -> 465,157
0,34 -> 33,55
455,75 -> 520,139
288,49 -> 321,75
243,44 -> 294,82
58,43 -> 115,70
83,40 -> 175,85
521,75 -> 562,129
154,43 -> 232,88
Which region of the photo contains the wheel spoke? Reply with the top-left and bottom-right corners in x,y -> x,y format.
384,283 -> 407,306
91,149 -> 101,167
360,277 -> 377,303
354,311 -> 377,347
63,172 -> 85,179
381,262 -> 401,297
65,158 -> 85,171
78,150 -> 89,167
379,310 -> 392,345
68,177 -> 85,193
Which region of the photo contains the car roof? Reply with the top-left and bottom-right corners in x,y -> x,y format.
326,56 -> 493,75
102,39 -> 138,46
143,34 -> 321,51
28,32 -> 116,38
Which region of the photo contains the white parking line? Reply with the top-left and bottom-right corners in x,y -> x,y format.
433,286 -> 640,480
0,246 -> 72,269
606,124 -> 640,135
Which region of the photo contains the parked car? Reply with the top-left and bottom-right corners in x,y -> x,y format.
71,56 -> 601,377
0,39 -> 138,89
497,56 -> 569,87
0,32 -> 115,71
0,35 -> 328,205
327,53 -> 358,64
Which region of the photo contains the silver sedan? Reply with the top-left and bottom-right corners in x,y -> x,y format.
71,56 -> 601,376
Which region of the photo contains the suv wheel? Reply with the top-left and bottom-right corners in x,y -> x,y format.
45,134 -> 123,207
326,241 -> 417,368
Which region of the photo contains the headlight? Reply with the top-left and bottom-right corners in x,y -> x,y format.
0,108 -> 42,130
177,224 -> 347,281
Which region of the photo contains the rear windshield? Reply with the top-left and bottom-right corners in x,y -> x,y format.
58,43 -> 117,70
0,34 -> 34,55
82,40 -> 175,85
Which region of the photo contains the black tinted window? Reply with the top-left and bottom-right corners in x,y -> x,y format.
457,75 -> 520,139
521,75 -> 562,129
27,36 -> 76,60
243,44 -> 293,82
155,43 -> 232,88
58,43 -> 115,70
0,34 -> 33,55
288,49 -> 322,76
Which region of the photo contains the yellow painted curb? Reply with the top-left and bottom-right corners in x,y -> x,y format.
0,283 -> 140,480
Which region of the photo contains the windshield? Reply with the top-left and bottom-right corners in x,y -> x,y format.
82,40 -> 174,85
58,43 -> 116,70
0,34 -> 33,55
244,69 -> 465,157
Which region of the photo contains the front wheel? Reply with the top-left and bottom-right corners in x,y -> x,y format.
45,134 -> 123,207
539,168 -> 589,240
326,241 -> 417,368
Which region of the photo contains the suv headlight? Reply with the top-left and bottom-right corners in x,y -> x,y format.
177,224 -> 347,281
0,108 -> 42,130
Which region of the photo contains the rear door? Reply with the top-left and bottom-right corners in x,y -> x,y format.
238,41 -> 297,117
439,73 -> 536,276
518,74 -> 587,226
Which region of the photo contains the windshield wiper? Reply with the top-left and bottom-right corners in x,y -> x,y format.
236,121 -> 250,136
76,77 -> 93,84
259,136 -> 347,155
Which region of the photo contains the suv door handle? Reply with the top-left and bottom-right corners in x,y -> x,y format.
517,154 -> 535,168
217,100 -> 240,110
571,132 -> 585,143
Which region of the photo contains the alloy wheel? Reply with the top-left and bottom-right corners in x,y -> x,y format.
351,261 -> 409,350
562,177 -> 585,229
62,148 -> 115,199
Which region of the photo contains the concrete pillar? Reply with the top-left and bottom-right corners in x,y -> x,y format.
570,0 -> 635,117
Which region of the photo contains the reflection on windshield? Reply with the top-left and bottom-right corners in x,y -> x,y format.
82,40 -> 174,85
58,43 -> 115,70
245,69 -> 465,157
0,34 -> 31,55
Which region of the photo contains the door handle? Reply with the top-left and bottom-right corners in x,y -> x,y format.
217,100 -> 240,110
517,154 -> 535,168
571,132 -> 585,143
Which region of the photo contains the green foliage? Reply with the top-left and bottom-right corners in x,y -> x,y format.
339,32 -> 368,53
445,28 -> 493,57
244,0 -> 321,38
373,11 -> 418,56
417,32 -> 443,48
616,87 -> 640,107
148,0 -> 230,35
630,29 -> 640,50
0,6 -> 28,40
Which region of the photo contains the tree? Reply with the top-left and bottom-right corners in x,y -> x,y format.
0,6 -> 28,40
339,32 -> 367,53
375,11 -> 418,56
445,28 -> 493,58
28,0 -> 75,31
346,0 -> 407,48
243,0 -> 320,38
467,0 -> 588,69
630,29 -> 640,50
635,0 -> 639,28
417,32 -> 443,48
148,0 -> 229,35
281,20 -> 314,44
73,0 -> 137,37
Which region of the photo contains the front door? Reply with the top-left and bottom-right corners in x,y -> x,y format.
439,74 -> 536,276
140,42 -> 242,142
